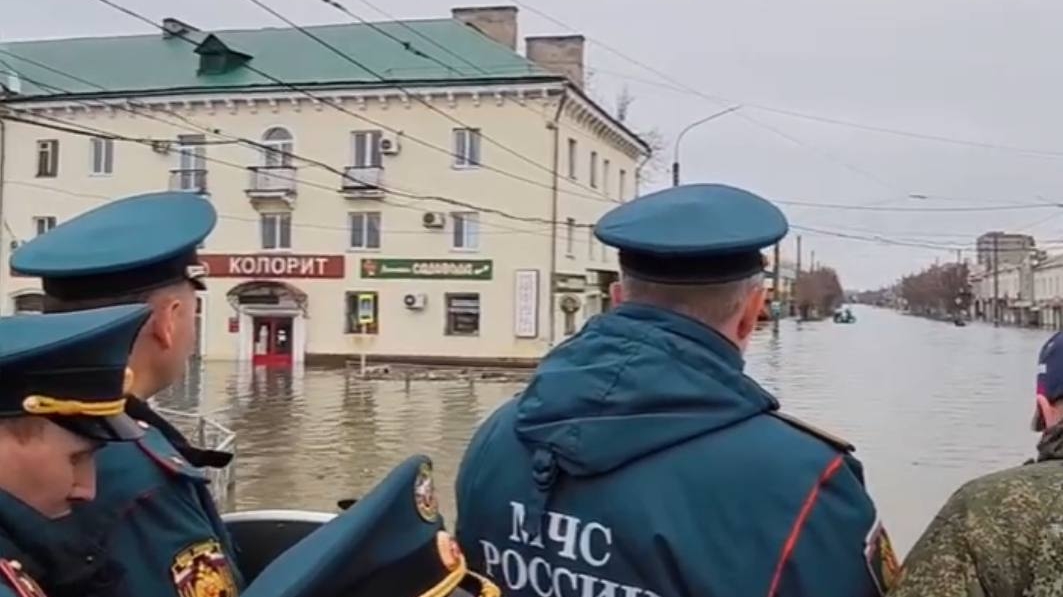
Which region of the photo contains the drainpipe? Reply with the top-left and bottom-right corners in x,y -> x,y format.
633,151 -> 652,198
547,89 -> 569,347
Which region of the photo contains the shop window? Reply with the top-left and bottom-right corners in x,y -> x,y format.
445,293 -> 480,336
345,291 -> 379,334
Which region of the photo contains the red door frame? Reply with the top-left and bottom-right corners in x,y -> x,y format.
252,316 -> 294,367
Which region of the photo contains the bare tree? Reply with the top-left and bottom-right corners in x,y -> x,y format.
581,73 -> 668,187
615,85 -> 635,123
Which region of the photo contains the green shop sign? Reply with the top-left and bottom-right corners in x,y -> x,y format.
360,258 -> 493,280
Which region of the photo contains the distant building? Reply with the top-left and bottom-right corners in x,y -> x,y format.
975,231 -> 1035,267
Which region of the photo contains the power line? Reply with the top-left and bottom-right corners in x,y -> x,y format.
248,0 -> 642,200
512,5 -> 1063,161
2,111 -> 594,231
792,225 -> 973,252
0,62 -> 601,229
90,0 -> 627,208
2,180 -> 586,242
318,0 -> 639,167
777,198 -> 1061,212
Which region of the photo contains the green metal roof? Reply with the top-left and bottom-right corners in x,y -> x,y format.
0,18 -> 557,99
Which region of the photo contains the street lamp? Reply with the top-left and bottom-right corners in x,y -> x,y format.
672,104 -> 742,187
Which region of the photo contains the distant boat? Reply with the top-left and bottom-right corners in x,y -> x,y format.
833,309 -> 856,324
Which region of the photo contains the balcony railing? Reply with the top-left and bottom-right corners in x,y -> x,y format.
341,165 -> 384,197
247,166 -> 297,197
170,169 -> 208,193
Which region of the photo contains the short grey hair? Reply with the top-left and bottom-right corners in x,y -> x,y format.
621,271 -> 764,328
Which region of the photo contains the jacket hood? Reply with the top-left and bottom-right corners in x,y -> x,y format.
515,303 -> 778,478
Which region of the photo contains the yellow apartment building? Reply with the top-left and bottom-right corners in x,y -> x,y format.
0,6 -> 650,366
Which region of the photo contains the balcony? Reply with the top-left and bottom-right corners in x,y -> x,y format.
340,166 -> 385,199
170,169 -> 208,194
247,166 -> 297,205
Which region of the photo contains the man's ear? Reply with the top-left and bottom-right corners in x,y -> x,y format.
149,299 -> 180,350
609,281 -> 624,308
736,285 -> 767,340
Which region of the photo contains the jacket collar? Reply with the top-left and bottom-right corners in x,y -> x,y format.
612,302 -> 746,370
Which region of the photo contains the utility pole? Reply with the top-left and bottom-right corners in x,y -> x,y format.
796,235 -> 803,273
993,234 -> 1000,327
772,242 -> 782,333
810,250 -> 816,272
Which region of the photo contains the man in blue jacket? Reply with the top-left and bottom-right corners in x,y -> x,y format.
455,183 -> 898,597
0,304 -> 152,597
10,192 -> 240,597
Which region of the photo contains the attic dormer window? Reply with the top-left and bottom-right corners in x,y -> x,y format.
194,34 -> 251,76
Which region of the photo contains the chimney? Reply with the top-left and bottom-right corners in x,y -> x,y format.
452,6 -> 519,50
525,35 -> 585,89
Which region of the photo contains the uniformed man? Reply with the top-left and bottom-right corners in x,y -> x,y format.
9,192 -> 241,597
891,331 -> 1063,596
0,303 -> 152,597
239,454 -> 500,597
455,183 -> 898,596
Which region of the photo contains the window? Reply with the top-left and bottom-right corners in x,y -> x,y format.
567,138 -> 578,179
590,151 -> 598,188
452,212 -> 480,250
349,211 -> 381,250
565,218 -> 575,256
453,128 -> 481,168
33,216 -> 56,237
446,293 -> 481,336
352,130 -> 382,168
36,140 -> 58,177
260,213 -> 292,250
262,127 -> 294,167
345,291 -> 379,334
175,134 -> 206,191
619,169 -> 628,201
90,137 -> 114,175
603,159 -> 611,196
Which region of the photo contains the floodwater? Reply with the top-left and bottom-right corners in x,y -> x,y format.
155,305 -> 1048,556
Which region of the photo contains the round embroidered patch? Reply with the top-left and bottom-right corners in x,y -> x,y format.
170,539 -> 238,597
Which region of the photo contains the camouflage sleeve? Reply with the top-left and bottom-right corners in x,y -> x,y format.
889,490 -> 985,597
891,469 -> 1063,597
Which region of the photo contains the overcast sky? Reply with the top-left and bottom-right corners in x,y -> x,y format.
7,0 -> 1063,289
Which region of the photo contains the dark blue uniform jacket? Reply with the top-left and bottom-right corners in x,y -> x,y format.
67,401 -> 243,597
456,303 -> 887,597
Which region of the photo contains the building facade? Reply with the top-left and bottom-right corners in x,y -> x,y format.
0,7 -> 650,365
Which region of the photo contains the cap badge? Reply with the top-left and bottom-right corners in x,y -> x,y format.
414,461 -> 439,522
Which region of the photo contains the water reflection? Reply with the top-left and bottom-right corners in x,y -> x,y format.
155,306 -> 1051,556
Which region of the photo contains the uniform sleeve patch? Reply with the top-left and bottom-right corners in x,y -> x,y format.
0,559 -> 48,597
171,539 -> 238,597
864,520 -> 901,596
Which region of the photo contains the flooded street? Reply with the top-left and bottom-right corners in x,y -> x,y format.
156,305 -> 1049,556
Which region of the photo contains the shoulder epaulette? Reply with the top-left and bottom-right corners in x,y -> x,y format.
770,411 -> 855,453
0,558 -> 48,597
